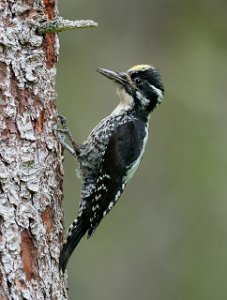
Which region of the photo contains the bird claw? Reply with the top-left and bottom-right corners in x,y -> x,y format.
58,114 -> 68,129
57,114 -> 79,157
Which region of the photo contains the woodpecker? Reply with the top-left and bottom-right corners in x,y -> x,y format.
59,64 -> 164,272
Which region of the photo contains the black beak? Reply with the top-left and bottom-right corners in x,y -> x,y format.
96,68 -> 128,87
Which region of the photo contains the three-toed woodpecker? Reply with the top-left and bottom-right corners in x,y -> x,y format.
59,64 -> 164,272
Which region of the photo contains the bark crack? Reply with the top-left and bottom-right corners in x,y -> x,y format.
21,230 -> 37,281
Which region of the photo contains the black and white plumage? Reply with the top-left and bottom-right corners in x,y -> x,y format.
59,64 -> 164,272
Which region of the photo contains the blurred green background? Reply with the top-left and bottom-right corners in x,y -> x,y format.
56,1 -> 227,299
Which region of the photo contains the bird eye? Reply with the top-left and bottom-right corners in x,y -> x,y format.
134,77 -> 142,85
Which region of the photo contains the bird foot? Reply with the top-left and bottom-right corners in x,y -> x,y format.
57,114 -> 80,157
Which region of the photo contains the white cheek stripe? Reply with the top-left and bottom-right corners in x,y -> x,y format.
136,91 -> 149,106
149,84 -> 163,99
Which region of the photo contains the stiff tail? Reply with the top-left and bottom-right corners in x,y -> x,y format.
59,219 -> 88,273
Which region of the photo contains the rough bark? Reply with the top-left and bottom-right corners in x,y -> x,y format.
0,1 -> 67,299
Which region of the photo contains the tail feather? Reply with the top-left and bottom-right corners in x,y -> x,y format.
59,219 -> 88,273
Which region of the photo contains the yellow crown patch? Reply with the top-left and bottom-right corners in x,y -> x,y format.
128,64 -> 153,73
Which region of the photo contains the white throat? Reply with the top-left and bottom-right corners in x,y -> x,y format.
110,88 -> 133,116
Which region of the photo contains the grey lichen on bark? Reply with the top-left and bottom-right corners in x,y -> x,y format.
0,0 -> 97,298
39,17 -> 98,34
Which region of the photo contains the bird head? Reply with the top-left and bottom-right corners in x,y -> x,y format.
97,64 -> 164,113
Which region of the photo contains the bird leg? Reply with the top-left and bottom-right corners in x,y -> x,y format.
57,115 -> 80,157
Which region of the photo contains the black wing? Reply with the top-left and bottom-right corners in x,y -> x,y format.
86,119 -> 148,237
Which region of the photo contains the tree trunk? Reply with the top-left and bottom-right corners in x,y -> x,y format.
0,1 -> 67,298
